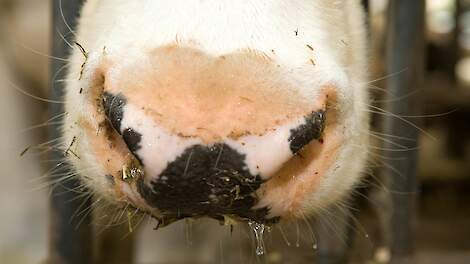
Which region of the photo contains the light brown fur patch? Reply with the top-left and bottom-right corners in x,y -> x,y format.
104,45 -> 315,143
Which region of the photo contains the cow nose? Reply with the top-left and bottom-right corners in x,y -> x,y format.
102,90 -> 326,220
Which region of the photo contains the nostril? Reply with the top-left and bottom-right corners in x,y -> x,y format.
122,128 -> 142,153
102,91 -> 145,163
122,127 -> 144,163
288,110 -> 326,154
103,91 -> 127,132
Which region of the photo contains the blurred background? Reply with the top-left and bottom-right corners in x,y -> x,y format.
0,0 -> 469,263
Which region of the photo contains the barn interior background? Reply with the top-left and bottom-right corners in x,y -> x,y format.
0,0 -> 469,263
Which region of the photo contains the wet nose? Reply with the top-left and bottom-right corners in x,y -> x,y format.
98,46 -> 330,220
103,90 -> 326,220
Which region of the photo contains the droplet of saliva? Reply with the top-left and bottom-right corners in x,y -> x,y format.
279,226 -> 291,247
248,221 -> 266,256
313,243 -> 318,250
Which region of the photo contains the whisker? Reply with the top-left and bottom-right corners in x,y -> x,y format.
18,42 -> 70,62
75,198 -> 98,230
8,79 -> 65,104
367,132 -> 410,149
372,89 -> 420,104
364,104 -> 434,140
367,130 -> 416,142
361,68 -> 408,85
20,121 -> 63,133
277,225 -> 291,247
56,25 -> 75,51
353,144 -> 421,152
59,0 -> 78,39
299,212 -> 317,248
70,193 -> 95,223
51,63 -> 70,85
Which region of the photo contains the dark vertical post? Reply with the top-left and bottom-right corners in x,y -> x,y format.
382,1 -> 425,263
48,1 -> 91,264
362,0 -> 369,14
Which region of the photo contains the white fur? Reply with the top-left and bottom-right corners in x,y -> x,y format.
63,0 -> 369,218
121,102 -> 316,180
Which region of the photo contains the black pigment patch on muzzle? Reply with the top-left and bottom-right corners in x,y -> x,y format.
122,127 -> 144,164
288,110 -> 326,153
102,91 -> 144,164
137,144 -> 271,223
103,91 -> 126,132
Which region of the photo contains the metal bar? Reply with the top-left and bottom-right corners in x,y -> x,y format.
382,1 -> 425,263
48,1 -> 91,264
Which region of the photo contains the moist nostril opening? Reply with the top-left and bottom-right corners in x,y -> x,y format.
122,128 -> 142,152
103,91 -> 127,132
122,127 -> 144,164
102,91 -> 145,164
288,110 -> 326,154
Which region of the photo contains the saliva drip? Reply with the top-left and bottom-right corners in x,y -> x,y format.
248,220 -> 266,256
